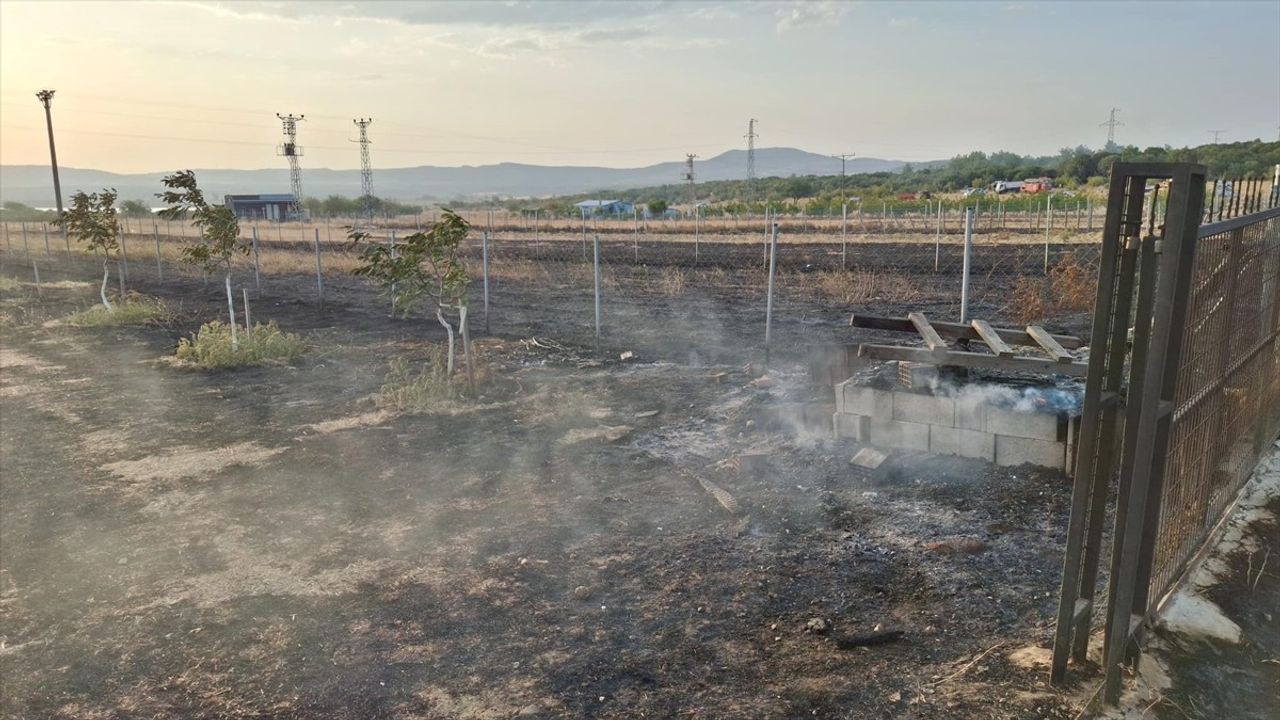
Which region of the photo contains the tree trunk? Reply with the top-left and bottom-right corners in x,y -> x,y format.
436,305 -> 455,376
100,260 -> 115,311
225,272 -> 238,351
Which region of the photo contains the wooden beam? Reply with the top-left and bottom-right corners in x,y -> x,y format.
970,319 -> 1014,357
849,314 -> 1083,349
908,312 -> 947,350
857,343 -> 1089,377
1026,325 -> 1073,362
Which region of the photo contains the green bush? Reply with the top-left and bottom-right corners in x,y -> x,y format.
0,276 -> 21,292
68,295 -> 168,326
175,320 -> 305,369
375,352 -> 454,412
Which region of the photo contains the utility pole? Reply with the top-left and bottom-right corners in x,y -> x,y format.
832,152 -> 855,208
276,113 -> 306,219
1100,108 -> 1123,148
684,154 -> 697,211
834,152 -> 854,269
1208,129 -> 1224,144
35,90 -> 64,215
352,118 -> 374,220
745,119 -> 758,180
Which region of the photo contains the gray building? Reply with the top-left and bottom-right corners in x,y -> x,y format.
574,199 -> 635,216
224,194 -> 299,221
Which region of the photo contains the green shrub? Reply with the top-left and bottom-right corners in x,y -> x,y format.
68,295 -> 167,326
175,320 -> 305,369
0,276 -> 20,292
375,351 -> 455,412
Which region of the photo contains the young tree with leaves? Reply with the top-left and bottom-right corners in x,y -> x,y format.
350,210 -> 475,390
57,189 -> 121,311
156,170 -> 250,349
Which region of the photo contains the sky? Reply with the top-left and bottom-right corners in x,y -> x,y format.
1,0 -> 1278,173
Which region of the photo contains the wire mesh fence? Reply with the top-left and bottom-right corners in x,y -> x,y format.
1,176 -> 1274,359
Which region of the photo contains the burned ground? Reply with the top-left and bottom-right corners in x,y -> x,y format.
0,258 -> 1096,718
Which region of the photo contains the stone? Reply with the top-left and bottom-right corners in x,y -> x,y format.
833,413 -> 871,441
994,435 -> 1067,470
893,391 -> 956,426
928,426 -> 996,461
985,408 -> 1061,441
804,618 -> 831,635
869,417 -> 930,451
572,585 -> 593,601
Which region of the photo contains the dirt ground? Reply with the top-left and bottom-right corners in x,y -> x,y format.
0,255 -> 1099,718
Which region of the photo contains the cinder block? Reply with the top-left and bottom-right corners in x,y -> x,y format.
954,394 -> 988,431
834,413 -> 871,441
898,361 -> 940,390
929,426 -> 996,461
850,447 -> 890,480
892,391 -> 956,426
842,384 -> 893,417
870,417 -> 931,451
985,408 -> 1061,441
995,435 -> 1066,470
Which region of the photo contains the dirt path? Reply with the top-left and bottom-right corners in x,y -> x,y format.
1,267 -> 1093,718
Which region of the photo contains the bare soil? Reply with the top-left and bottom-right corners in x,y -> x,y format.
1,255 -> 1097,718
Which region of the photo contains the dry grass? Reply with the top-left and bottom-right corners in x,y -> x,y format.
68,294 -> 169,327
1048,252 -> 1096,312
1007,276 -> 1050,325
659,267 -> 686,296
0,275 -> 21,292
806,269 -> 921,305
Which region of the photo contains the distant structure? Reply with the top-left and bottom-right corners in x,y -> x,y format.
833,152 -> 855,209
276,113 -> 306,219
352,118 -> 374,219
1208,129 -> 1224,143
1101,108 -> 1123,148
224,194 -> 297,221
574,199 -> 635,216
745,119 -> 758,180
684,154 -> 697,208
35,89 -> 64,214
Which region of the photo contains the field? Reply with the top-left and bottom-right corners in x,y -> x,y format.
0,227 -> 1102,718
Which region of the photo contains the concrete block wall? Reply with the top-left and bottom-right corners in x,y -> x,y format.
833,381 -> 1074,471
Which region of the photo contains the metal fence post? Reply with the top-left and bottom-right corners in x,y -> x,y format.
592,233 -> 601,347
153,224 -> 163,281
21,221 -> 29,256
633,207 -> 639,262
934,201 -> 943,271
43,223 -> 51,255
313,227 -> 324,304
694,204 -> 700,264
1044,194 -> 1053,273
960,208 -> 974,323
764,222 -> 780,362
841,202 -> 848,269
482,230 -> 490,333
251,226 -> 261,295
118,222 -> 129,284
389,230 -> 397,317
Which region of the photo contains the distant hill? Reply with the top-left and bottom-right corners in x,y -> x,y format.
0,148 -> 930,206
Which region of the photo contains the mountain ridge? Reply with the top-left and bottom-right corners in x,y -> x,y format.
1,148 -> 933,206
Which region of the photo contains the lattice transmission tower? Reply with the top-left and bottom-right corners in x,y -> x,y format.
352,118 -> 374,218
745,118 -> 758,180
680,151 -> 701,207
276,113 -> 305,218
1100,108 -> 1122,147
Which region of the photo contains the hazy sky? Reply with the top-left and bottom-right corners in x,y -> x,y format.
2,0 -> 1277,173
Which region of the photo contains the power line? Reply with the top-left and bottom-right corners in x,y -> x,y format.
276,113 -> 305,217
35,90 -> 64,214
1208,129 -> 1224,143
833,152 -> 855,209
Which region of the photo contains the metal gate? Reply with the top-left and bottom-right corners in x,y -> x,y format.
1050,162 -> 1280,703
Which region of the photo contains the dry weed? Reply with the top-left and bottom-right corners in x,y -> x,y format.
659,266 -> 686,296
808,269 -> 919,305
1007,276 -> 1049,324
1048,252 -> 1096,312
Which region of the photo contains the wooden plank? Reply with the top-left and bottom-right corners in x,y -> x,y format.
857,343 -> 1089,377
849,314 -> 1083,349
1026,325 -> 1073,362
908,312 -> 947,350
970,319 -> 1014,357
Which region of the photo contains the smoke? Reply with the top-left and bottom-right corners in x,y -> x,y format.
938,381 -> 1085,416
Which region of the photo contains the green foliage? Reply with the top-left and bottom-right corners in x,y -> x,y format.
303,194 -> 423,217
175,320 -> 305,369
0,275 -> 21,292
374,353 -> 455,411
56,189 -> 120,256
118,199 -> 153,218
647,199 -> 669,215
351,209 -> 471,314
156,170 -> 248,274
68,295 -> 167,326
1,201 -> 57,222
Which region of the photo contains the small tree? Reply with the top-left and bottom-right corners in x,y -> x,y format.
156,170 -> 250,348
57,189 -> 121,311
350,210 -> 475,390
119,199 -> 152,218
